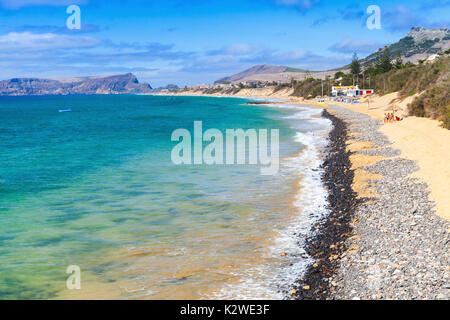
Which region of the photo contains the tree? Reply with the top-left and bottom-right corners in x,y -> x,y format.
364,62 -> 377,77
350,52 -> 361,76
376,48 -> 392,74
290,76 -> 296,88
395,52 -> 403,69
334,71 -> 345,79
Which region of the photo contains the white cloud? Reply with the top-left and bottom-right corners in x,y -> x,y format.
329,38 -> 382,54
0,0 -> 84,9
221,43 -> 261,55
278,48 -> 307,59
0,32 -> 100,51
275,0 -> 320,10
207,43 -> 262,56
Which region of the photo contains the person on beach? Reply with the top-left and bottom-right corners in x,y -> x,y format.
384,113 -> 388,123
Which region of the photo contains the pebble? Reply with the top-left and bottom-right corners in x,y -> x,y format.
325,106 -> 450,300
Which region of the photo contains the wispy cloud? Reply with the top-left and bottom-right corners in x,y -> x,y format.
182,42 -> 349,74
0,0 -> 85,9
310,16 -> 331,27
166,27 -> 181,33
207,43 -> 263,56
382,5 -> 423,32
12,24 -> 102,34
329,38 -> 383,54
419,0 -> 450,10
340,7 -> 365,21
0,32 -> 100,51
0,31 -> 195,80
274,0 -> 320,11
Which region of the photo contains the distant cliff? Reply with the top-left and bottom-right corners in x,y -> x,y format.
0,73 -> 152,96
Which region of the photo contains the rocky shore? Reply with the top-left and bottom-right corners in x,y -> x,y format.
294,105 -> 449,300
292,109 -> 359,299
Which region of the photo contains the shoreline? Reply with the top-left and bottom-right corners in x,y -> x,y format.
292,109 -> 358,299
292,103 -> 449,299
153,93 -> 449,299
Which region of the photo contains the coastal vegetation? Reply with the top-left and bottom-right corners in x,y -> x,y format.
290,51 -> 450,129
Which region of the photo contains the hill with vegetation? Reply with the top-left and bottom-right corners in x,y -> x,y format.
288,49 -> 450,128
362,27 -> 450,66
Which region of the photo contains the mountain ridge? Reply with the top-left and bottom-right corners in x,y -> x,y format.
0,73 -> 152,96
361,27 -> 450,66
215,64 -> 289,83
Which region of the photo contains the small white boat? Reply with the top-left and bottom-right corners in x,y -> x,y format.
58,109 -> 72,113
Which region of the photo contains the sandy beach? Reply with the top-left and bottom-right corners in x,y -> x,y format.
323,93 -> 450,221
318,105 -> 449,299
153,88 -> 450,299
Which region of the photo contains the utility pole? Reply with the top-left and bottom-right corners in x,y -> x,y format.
321,79 -> 324,97
327,77 -> 330,96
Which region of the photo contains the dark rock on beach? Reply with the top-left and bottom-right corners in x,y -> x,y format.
293,109 -> 359,300
294,105 -> 450,300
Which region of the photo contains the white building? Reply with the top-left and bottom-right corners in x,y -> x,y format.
331,85 -> 373,98
426,54 -> 438,63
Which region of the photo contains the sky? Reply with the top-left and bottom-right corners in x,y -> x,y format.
0,0 -> 449,87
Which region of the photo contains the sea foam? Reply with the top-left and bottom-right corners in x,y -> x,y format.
213,104 -> 332,299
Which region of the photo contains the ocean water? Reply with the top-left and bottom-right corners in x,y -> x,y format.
0,95 -> 331,299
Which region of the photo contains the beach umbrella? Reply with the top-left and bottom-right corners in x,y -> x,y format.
385,105 -> 403,116
384,105 -> 403,112
385,105 -> 404,120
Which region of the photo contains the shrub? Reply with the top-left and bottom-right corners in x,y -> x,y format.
408,82 -> 450,129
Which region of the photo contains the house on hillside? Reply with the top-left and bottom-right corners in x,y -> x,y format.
425,54 -> 439,63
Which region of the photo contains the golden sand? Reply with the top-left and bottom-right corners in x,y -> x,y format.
326,93 -> 450,220
380,117 -> 450,220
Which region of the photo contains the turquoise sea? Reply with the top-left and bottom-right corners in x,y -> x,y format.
0,95 -> 331,299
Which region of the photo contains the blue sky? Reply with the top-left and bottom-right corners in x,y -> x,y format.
0,0 -> 449,87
